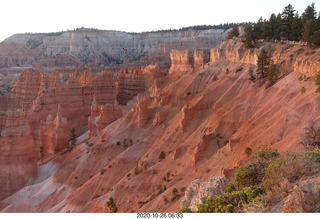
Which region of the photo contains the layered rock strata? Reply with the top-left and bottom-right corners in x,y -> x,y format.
88,97 -> 122,137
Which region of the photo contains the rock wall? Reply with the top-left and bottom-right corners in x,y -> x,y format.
0,109 -> 37,200
88,97 -> 122,137
38,105 -> 69,154
210,39 -> 320,75
180,176 -> 229,211
169,50 -> 193,74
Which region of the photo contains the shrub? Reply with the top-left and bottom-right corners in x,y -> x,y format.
92,201 -> 117,213
212,75 -> 218,81
235,67 -> 243,73
123,139 -> 128,148
179,207 -> 193,213
197,186 -> 264,213
300,86 -> 306,94
226,68 -> 230,74
298,76 -> 303,81
300,121 -> 320,150
158,151 -> 166,161
263,152 -> 319,191
129,139 -> 133,146
245,147 -> 252,157
106,197 -> 118,213
152,169 -> 157,174
134,166 -> 142,176
172,188 -> 179,197
157,184 -> 167,193
69,128 -> 77,146
93,193 -> 100,199
255,147 -> 279,163
233,162 -> 261,188
315,71 -> 320,87
39,145 -> 44,161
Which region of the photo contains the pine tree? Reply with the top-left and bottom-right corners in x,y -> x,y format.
257,48 -> 270,78
301,3 -> 319,46
106,197 -> 118,213
267,61 -> 279,83
291,12 -> 303,41
227,25 -> 240,39
281,4 -> 295,40
274,13 -> 283,40
242,25 -> 255,49
69,128 -> 77,146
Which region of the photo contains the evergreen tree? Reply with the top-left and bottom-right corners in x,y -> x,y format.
301,3 -> 317,25
69,128 -> 77,146
281,4 -> 295,40
291,12 -> 303,41
228,25 -> 240,39
242,25 -> 255,49
267,61 -> 279,83
254,17 -> 264,39
301,3 -> 319,46
106,197 -> 118,213
274,13 -> 283,40
257,48 -> 270,78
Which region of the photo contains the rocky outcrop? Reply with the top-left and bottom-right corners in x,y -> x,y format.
210,39 -> 320,75
194,50 -> 210,68
180,104 -> 194,132
136,94 -> 153,128
88,97 -> 122,137
153,109 -> 168,125
0,109 -> 37,200
117,68 -> 146,105
180,176 -> 229,211
169,50 -> 193,74
117,63 -> 164,105
38,105 -> 69,154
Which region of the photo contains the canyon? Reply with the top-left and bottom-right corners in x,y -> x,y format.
0,28 -> 227,96
0,32 -> 320,212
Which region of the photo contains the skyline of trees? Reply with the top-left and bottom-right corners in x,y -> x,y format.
242,2 -> 320,47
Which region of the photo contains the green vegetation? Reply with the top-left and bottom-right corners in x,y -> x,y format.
235,67 -> 243,73
241,3 -> 320,47
69,127 -> 77,146
106,197 -> 118,213
225,68 -> 230,74
134,166 -> 143,176
257,48 -> 270,78
300,121 -> 320,150
228,25 -> 240,39
39,145 -> 44,162
300,86 -> 306,94
157,184 -> 167,193
315,71 -> 320,87
267,62 -> 279,83
180,144 -> 320,213
93,194 -> 100,199
172,188 -> 179,197
245,147 -> 253,157
158,151 -> 166,161
241,25 -> 255,49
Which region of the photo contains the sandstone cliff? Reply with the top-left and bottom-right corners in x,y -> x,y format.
2,39 -> 320,213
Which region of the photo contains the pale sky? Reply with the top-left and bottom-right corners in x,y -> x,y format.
0,0 -> 316,42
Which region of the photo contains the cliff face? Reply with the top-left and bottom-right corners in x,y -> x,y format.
0,68 -> 118,200
88,97 -> 122,137
117,63 -> 164,105
0,110 -> 37,200
2,39 -> 320,213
